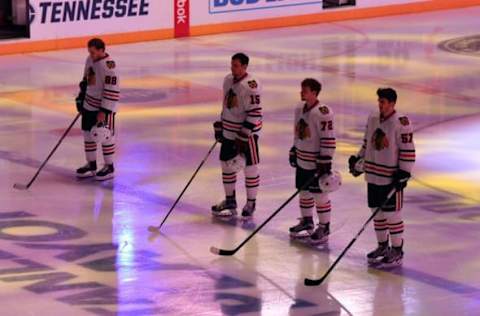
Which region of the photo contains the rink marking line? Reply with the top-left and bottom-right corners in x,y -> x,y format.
387,267 -> 480,295
0,28 -> 174,56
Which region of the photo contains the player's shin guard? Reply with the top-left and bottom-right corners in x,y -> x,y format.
373,209 -> 389,243
314,193 -> 331,225
309,193 -> 331,245
299,191 -> 315,218
102,138 -> 115,165
244,165 -> 259,207
221,161 -> 237,199
386,211 -> 404,248
83,131 -> 97,162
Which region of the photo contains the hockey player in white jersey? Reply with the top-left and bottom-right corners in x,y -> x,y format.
349,88 -> 415,267
289,78 -> 336,245
212,53 -> 262,219
75,38 -> 120,181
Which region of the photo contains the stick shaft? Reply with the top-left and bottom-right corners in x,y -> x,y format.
158,141 -> 218,229
309,187 -> 397,284
317,207 -> 381,283
25,113 -> 81,188
230,175 -> 318,254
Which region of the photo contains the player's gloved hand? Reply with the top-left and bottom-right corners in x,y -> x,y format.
75,96 -> 84,113
79,79 -> 87,93
289,147 -> 297,168
316,162 -> 332,177
392,169 -> 411,191
235,131 -> 249,154
213,121 -> 223,143
76,79 -> 87,114
348,155 -> 363,177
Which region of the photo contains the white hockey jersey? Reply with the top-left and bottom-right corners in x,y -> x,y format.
293,101 -> 336,170
83,54 -> 120,113
221,73 -> 262,141
357,111 -> 416,186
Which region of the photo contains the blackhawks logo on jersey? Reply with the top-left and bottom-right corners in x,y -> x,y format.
106,61 -> 116,69
399,116 -> 410,126
296,118 -> 311,140
87,67 -> 96,85
225,88 -> 239,109
319,106 -> 329,115
248,80 -> 258,89
372,128 -> 389,150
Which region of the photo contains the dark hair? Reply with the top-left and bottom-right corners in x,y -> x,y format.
232,53 -> 249,66
301,78 -> 322,96
88,38 -> 106,51
377,87 -> 397,103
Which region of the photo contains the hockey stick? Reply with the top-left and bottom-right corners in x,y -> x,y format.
210,174 -> 318,256
304,186 -> 399,286
148,140 -> 218,233
13,113 -> 81,191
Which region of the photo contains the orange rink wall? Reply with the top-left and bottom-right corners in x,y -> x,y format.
0,0 -> 479,56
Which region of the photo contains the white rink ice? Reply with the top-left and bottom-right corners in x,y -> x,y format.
1,6 -> 480,316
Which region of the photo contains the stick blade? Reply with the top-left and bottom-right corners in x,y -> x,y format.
13,183 -> 28,190
304,278 -> 323,286
209,246 -> 235,256
147,225 -> 160,233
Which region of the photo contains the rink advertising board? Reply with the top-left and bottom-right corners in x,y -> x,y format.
0,0 -> 173,55
175,0 -> 190,37
28,0 -> 172,40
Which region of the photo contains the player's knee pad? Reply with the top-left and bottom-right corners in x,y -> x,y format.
372,208 -> 387,221
299,190 -> 313,200
221,161 -> 236,174
244,164 -> 258,177
384,210 -> 403,223
83,130 -> 95,142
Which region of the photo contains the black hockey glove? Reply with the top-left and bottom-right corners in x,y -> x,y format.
235,131 -> 249,154
392,169 -> 411,191
75,96 -> 84,113
75,79 -> 87,114
289,147 -> 297,168
213,121 -> 223,143
348,155 -> 363,177
79,78 -> 87,94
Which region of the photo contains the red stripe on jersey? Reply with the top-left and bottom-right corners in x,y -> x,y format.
222,122 -> 242,130
364,165 -> 394,176
86,94 -> 101,101
364,162 -> 396,175
296,151 -> 318,161
86,96 -> 101,105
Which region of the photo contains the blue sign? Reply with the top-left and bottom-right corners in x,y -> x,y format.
209,0 -> 323,14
